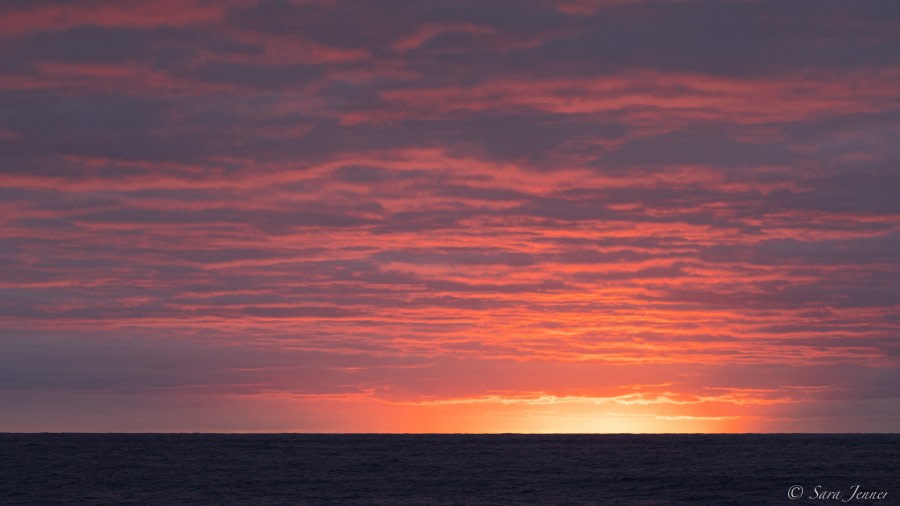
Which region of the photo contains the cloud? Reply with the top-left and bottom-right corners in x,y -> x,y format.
0,0 -> 898,432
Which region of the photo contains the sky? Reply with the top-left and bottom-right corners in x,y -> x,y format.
1,0 -> 898,433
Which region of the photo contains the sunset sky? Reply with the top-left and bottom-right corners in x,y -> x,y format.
1,0 -> 898,433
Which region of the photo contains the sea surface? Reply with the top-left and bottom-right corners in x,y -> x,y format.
1,434 -> 897,504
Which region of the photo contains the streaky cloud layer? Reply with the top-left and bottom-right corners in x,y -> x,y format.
0,0 -> 898,432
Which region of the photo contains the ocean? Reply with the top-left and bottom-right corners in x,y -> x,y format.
1,434 -> 896,504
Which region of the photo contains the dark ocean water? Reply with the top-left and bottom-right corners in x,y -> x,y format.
0,434 -> 897,505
